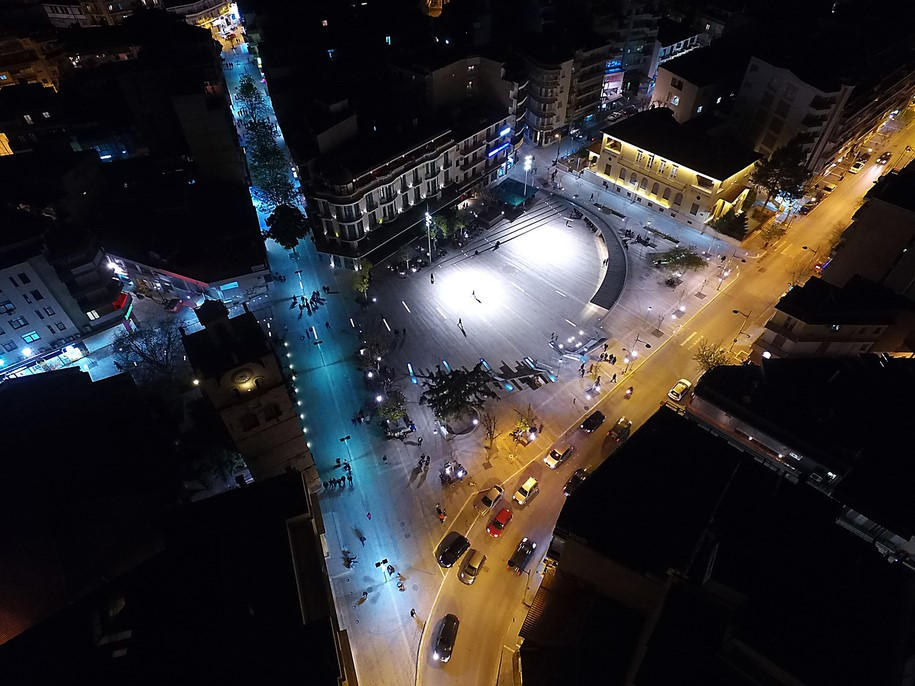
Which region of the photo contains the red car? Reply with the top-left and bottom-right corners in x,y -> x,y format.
487,507 -> 513,538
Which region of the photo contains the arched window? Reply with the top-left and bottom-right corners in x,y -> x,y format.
629,172 -> 638,185
651,182 -> 660,196
673,192 -> 683,206
640,177 -> 648,190
662,187 -> 671,200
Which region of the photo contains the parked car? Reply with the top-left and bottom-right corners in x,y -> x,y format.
609,416 -> 632,442
458,549 -> 486,585
877,151 -> 892,165
512,477 -> 539,506
580,411 -> 605,432
543,445 -> 574,469
507,537 -> 537,575
433,614 -> 460,662
563,468 -> 589,496
481,485 -> 503,509
437,532 -> 470,568
486,507 -> 513,538
849,160 -> 865,174
821,182 -> 837,194
667,379 -> 692,402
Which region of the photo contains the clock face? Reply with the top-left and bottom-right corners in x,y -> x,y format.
233,368 -> 253,385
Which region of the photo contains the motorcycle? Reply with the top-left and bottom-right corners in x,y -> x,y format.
624,386 -> 634,399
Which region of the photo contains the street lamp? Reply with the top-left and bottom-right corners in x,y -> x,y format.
523,154 -> 533,200
730,309 -> 752,351
424,207 -> 433,268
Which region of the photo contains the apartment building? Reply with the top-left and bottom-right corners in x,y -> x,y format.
753,276 -> 915,361
655,17 -> 704,65
0,34 -> 60,90
0,209 -> 133,380
305,106 -> 514,268
524,37 -> 616,146
42,0 -> 160,28
592,108 -> 757,228
593,0 -> 660,102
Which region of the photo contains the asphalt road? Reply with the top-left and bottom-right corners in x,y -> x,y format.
416,109 -> 915,686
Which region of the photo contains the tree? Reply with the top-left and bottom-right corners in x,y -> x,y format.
245,119 -> 297,210
656,247 -> 706,273
694,340 -> 729,373
235,73 -> 267,123
113,319 -> 188,384
265,204 -> 308,250
511,404 -> 539,444
353,259 -> 372,302
361,325 -> 392,368
378,388 -> 407,423
480,411 -> 499,447
712,208 -> 748,240
418,363 -> 499,422
760,221 -> 787,247
751,138 -> 811,206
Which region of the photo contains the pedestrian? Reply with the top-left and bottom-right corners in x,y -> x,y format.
590,193 -> 594,201
430,272 -> 435,284
323,481 -> 328,489
366,512 -> 372,520
382,455 -> 388,463
596,376 -> 601,387
417,436 -> 423,446
603,343 -> 608,352
347,473 -> 353,485
458,318 -> 463,328
402,328 -> 407,337
410,608 -> 416,618
362,591 -> 368,598
612,373 -> 617,383
589,363 -> 594,374
359,535 -> 366,546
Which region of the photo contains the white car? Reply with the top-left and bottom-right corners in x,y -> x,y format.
667,378 -> 692,402
543,445 -> 574,469
481,486 -> 503,510
821,182 -> 837,194
849,160 -> 865,174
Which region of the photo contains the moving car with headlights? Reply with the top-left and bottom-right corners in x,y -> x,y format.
459,549 -> 486,585
507,537 -> 537,575
512,476 -> 539,505
580,410 -> 605,432
433,614 -> 460,662
481,485 -> 503,509
877,151 -> 892,165
667,378 -> 692,402
437,532 -> 470,568
563,467 -> 589,496
609,416 -> 632,442
486,507 -> 513,537
543,445 -> 574,469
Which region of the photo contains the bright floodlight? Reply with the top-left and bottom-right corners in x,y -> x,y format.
375,394 -> 384,403
524,155 -> 532,171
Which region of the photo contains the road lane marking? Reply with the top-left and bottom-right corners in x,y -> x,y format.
435,306 -> 448,319
401,300 -> 411,313
554,289 -> 567,298
511,282 -> 527,294
564,318 -> 577,327
680,331 -> 697,347
382,318 -> 391,332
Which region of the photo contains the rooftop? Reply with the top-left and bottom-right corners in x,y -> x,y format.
657,17 -> 702,47
866,161 -> 915,213
661,39 -> 749,88
182,307 -> 273,379
603,108 -> 759,180
775,275 -> 912,325
695,356 -> 915,536
90,158 -> 267,284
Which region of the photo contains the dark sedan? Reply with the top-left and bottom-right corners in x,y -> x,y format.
437,532 -> 470,568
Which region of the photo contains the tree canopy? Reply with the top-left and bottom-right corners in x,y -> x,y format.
419,363 -> 499,421
712,207 -> 749,240
235,74 -> 267,123
265,204 -> 308,250
693,340 -> 730,373
751,138 -> 811,204
656,247 -> 707,272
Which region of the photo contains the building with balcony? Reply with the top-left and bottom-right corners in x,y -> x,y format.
753,276 -> 915,361
592,108 -> 758,229
182,300 -> 319,488
0,33 -> 61,90
42,0 -> 161,28
824,163 -> 915,300
592,0 -> 660,102
687,357 -> 915,572
651,40 -> 748,123
304,104 -> 513,268
655,17 -> 704,65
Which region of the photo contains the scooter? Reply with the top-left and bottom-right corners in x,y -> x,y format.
624,386 -> 634,399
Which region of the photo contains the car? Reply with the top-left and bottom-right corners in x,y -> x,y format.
849,160 -> 865,174
458,549 -> 486,585
507,537 -> 537,575
543,445 -> 574,469
609,416 -> 632,442
512,476 -> 539,505
667,378 -> 692,402
486,507 -> 513,537
433,613 -> 460,662
877,152 -> 892,165
437,532 -> 470,568
481,485 -> 503,509
563,468 -> 589,496
798,200 -> 819,215
821,182 -> 837,194
408,256 -> 427,272
580,410 -> 605,432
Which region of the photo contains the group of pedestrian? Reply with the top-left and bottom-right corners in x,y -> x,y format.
324,476 -> 349,489
417,454 -> 431,470
352,410 -> 368,425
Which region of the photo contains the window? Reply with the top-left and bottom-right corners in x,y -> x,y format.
30,290 -> 43,301
42,111 -> 51,119
658,160 -> 667,174
604,163 -> 613,176
21,331 -> 40,343
716,96 -> 723,104
640,177 -> 648,190
629,172 -> 638,185
662,187 -> 671,200
56,321 -> 66,331
23,114 -> 33,125
696,105 -> 703,114
0,300 -> 14,313
635,150 -> 644,164
689,203 -> 700,215
9,316 -> 27,329
671,95 -> 680,106
651,182 -> 660,195
47,325 -> 55,334
673,192 -> 683,205
44,306 -> 55,316
385,35 -> 391,45
321,18 -> 328,26
618,166 -> 626,180
34,309 -> 44,320
670,165 -> 679,179
17,272 -> 30,284
23,294 -> 31,304
2,340 -> 15,352
671,78 -> 683,90
8,276 -> 17,287
86,310 -> 100,320
466,80 -> 473,91
646,154 -> 655,169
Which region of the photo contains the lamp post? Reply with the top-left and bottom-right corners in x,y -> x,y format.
523,154 -> 533,200
424,207 -> 433,267
730,309 -> 751,351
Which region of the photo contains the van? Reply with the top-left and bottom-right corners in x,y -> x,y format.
512,477 -> 539,505
459,549 -> 486,585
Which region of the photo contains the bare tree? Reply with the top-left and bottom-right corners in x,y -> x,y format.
113,319 -> 189,384
693,340 -> 730,373
480,411 -> 499,447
